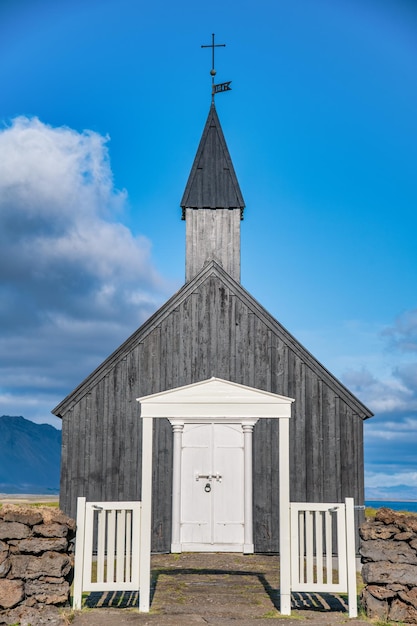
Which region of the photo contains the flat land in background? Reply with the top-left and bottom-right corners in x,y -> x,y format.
0,494 -> 59,505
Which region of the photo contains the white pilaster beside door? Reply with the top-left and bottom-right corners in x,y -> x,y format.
171,422 -> 184,553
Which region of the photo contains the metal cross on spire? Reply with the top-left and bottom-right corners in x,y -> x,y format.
201,33 -> 232,101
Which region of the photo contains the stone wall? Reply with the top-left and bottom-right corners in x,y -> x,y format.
0,504 -> 75,625
360,508 -> 417,624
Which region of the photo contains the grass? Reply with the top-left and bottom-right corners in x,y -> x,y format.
365,505 -> 415,519
0,498 -> 59,509
60,608 -> 76,624
261,610 -> 304,620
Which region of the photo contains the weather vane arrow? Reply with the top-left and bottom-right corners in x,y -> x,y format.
201,33 -> 231,101
212,81 -> 232,95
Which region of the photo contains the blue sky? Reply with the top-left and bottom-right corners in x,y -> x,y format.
0,0 -> 416,500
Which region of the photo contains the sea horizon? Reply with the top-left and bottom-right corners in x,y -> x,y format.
366,499 -> 417,503
365,500 -> 417,513
1,494 -> 417,513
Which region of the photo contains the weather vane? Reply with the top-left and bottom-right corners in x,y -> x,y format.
201,33 -> 232,101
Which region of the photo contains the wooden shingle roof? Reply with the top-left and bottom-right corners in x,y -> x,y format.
180,104 -> 245,218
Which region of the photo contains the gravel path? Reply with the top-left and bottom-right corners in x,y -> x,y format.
69,553 -> 373,626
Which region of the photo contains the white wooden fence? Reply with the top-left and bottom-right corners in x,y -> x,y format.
73,496 -> 357,617
72,498 -> 146,610
285,498 -> 357,617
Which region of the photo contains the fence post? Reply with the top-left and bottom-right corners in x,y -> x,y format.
345,497 -> 357,618
139,416 -> 153,612
279,417 -> 291,615
72,496 -> 86,610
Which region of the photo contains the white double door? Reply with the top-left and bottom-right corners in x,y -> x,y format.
180,422 -> 245,551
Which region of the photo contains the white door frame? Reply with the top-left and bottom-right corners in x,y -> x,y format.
137,377 -> 294,555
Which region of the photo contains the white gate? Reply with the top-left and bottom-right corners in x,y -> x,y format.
73,498 -> 143,610
287,498 -> 357,617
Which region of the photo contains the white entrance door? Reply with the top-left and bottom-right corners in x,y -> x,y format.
180,422 -> 244,551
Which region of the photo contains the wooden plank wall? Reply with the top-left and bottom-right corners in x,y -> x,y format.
60,273 -> 365,552
185,209 -> 241,282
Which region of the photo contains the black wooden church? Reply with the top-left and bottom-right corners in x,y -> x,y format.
53,101 -> 373,553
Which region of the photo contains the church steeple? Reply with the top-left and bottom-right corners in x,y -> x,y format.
181,103 -> 245,215
181,103 -> 245,283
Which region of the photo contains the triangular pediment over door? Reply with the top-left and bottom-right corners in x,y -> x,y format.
138,376 -> 294,419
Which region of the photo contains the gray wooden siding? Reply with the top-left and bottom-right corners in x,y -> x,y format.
185,208 -> 241,282
59,271 -> 366,552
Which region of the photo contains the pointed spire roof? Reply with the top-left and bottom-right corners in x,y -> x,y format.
181,104 -> 245,218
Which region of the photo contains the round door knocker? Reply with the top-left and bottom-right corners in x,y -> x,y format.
204,482 -> 211,493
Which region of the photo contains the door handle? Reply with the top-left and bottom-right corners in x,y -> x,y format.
195,473 -> 222,482
195,473 -> 211,481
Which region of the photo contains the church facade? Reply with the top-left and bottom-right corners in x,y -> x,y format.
53,103 -> 372,553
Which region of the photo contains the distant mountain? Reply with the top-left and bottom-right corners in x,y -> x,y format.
0,415 -> 61,494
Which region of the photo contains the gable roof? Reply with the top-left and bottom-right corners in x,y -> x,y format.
180,103 -> 245,217
52,261 -> 373,420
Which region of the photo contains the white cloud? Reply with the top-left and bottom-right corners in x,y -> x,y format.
339,309 -> 417,416
366,417 -> 417,442
342,366 -> 416,413
0,116 -> 120,219
0,117 -> 166,315
335,308 -> 417,500
382,308 -> 417,353
365,468 -> 417,501
366,470 -> 417,489
0,117 -> 173,425
0,390 -> 60,428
